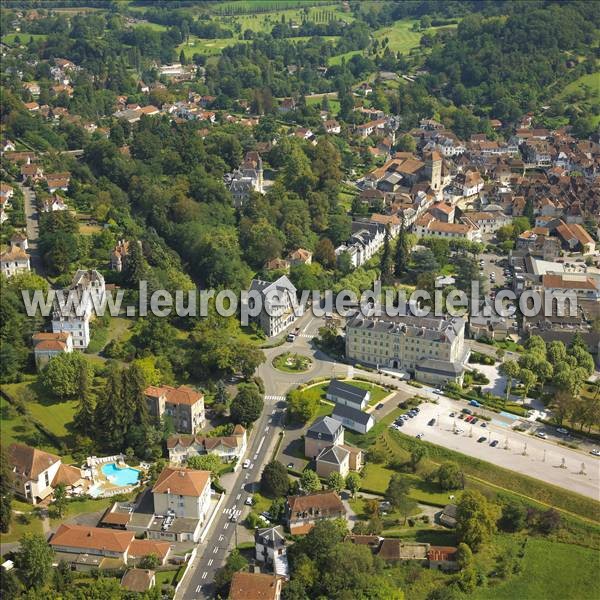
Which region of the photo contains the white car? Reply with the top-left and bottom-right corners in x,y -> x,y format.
245,497 -> 253,506
242,459 -> 251,469
536,431 -> 547,439
590,449 -> 600,457
556,428 -> 568,435
454,428 -> 464,435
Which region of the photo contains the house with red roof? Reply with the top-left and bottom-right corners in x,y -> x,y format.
145,385 -> 205,433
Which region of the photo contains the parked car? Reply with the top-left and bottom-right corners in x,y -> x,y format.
590,449 -> 600,457
287,462 -> 294,469
428,418 -> 436,426
471,418 -> 479,424
480,422 -> 487,428
490,440 -> 499,447
536,431 -> 547,439
556,428 -> 569,435
245,497 -> 253,506
376,403 -> 384,410
458,414 -> 465,420
454,428 -> 464,435
462,408 -> 473,414
477,436 -> 487,443
449,412 -> 455,418
415,433 -> 424,439
242,459 -> 251,469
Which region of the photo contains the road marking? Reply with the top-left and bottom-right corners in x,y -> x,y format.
265,426 -> 269,433
256,435 -> 266,454
265,395 -> 286,401
224,522 -> 229,529
213,546 -> 219,554
271,408 -> 276,414
236,493 -> 241,500
202,571 -> 208,579
218,535 -> 224,541
303,317 -> 314,333
196,585 -> 202,593
208,559 -> 213,566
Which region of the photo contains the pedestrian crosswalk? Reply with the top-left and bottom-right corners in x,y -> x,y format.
297,333 -> 313,339
265,395 -> 286,401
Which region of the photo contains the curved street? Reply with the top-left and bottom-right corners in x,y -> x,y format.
178,307 -> 600,598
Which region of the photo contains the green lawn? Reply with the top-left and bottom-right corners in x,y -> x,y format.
328,49 -> 362,66
298,379 -> 390,406
49,497 -> 113,527
154,570 -> 177,588
470,535 -> 600,600
374,20 -> 459,54
2,379 -> 77,441
273,352 -> 312,373
178,36 -> 247,58
1,33 -> 47,45
0,511 -> 44,544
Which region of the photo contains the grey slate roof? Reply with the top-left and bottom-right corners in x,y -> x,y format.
306,416 -> 343,441
327,380 -> 369,405
346,313 -> 465,344
414,358 -> 465,376
316,445 -> 349,466
332,404 -> 373,426
255,525 -> 286,549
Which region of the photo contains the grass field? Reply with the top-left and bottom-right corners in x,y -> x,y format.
1,379 -> 77,453
328,49 -> 362,66
298,379 -> 389,405
470,534 -> 600,600
178,36 -> 246,58
1,33 -> 47,45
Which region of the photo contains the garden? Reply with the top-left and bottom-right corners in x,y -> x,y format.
272,352 -> 313,373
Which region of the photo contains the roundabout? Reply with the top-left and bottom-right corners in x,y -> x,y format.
272,352 -> 313,373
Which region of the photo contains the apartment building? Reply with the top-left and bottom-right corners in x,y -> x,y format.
145,385 -> 205,434
51,269 -> 105,350
247,275 -> 300,337
345,314 -> 469,385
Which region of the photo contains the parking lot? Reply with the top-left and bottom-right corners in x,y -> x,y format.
392,397 -> 600,500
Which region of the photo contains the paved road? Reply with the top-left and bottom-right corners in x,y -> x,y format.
177,305 -> 600,597
177,307 -> 331,599
21,184 -> 44,274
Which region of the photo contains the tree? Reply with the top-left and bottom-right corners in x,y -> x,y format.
53,559 -> 73,593
409,446 -> 427,473
380,225 -> 394,285
386,473 -> 417,523
300,469 -> 322,493
40,352 -> 93,399
187,454 -> 222,480
73,360 -> 95,434
327,471 -> 345,493
395,133 -> 416,152
455,542 -> 473,570
436,461 -> 464,491
214,549 -> 248,597
394,220 -> 411,279
314,237 -> 336,269
455,490 -> 498,551
0,446 -> 13,533
17,533 -> 53,589
230,385 -> 263,426
122,363 -> 149,429
53,483 -> 67,518
260,460 -> 289,498
519,368 -> 537,397
499,502 -> 526,532
346,472 -> 361,498
139,553 -> 160,569
286,389 -> 318,424
499,360 -> 520,400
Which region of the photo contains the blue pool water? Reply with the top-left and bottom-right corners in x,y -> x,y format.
101,463 -> 140,486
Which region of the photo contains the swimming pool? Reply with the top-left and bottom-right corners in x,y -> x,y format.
101,463 -> 140,487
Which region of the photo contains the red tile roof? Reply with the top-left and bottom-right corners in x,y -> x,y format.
152,466 -> 210,497
50,524 -> 134,553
